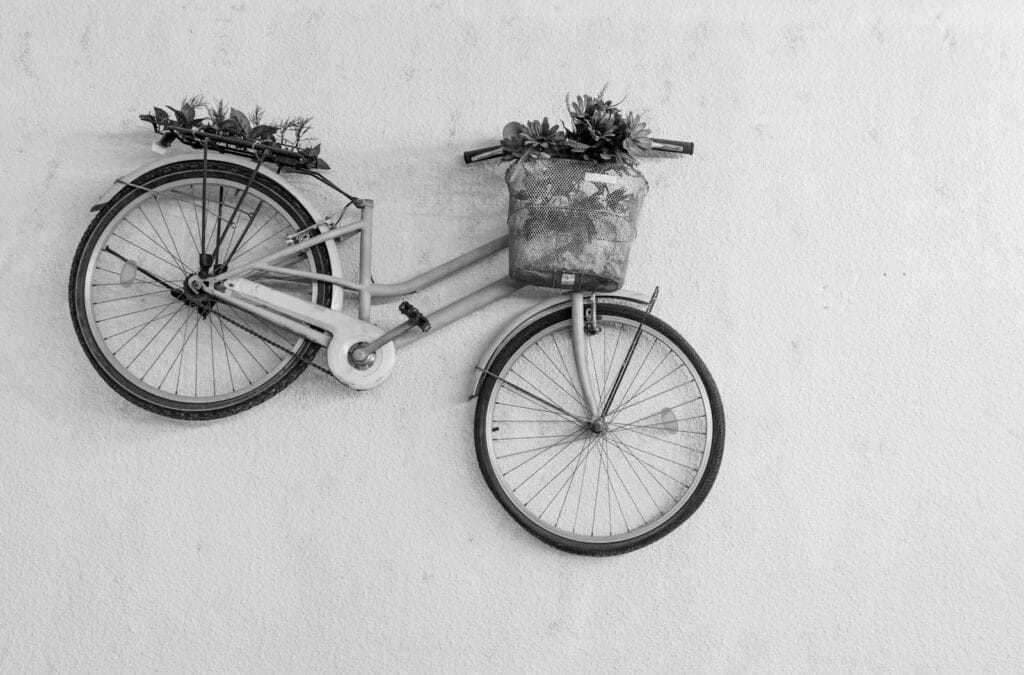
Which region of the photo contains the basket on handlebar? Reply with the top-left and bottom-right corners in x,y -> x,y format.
505,158 -> 648,292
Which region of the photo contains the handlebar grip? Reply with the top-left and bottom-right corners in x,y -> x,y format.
651,138 -> 694,155
463,145 -> 503,164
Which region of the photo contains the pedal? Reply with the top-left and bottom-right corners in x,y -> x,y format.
399,301 -> 431,332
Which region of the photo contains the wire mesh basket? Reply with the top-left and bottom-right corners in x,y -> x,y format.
505,158 -> 648,292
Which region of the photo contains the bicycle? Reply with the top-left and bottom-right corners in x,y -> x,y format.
68,122 -> 724,555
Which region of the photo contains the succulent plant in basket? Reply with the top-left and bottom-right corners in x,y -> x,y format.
501,86 -> 653,165
500,88 -> 652,292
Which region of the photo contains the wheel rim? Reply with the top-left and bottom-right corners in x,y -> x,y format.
483,314 -> 715,545
81,177 -> 323,406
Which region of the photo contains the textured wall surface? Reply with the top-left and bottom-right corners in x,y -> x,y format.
2,0 -> 1023,671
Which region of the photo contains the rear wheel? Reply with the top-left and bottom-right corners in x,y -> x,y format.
474,302 -> 724,555
69,160 -> 333,419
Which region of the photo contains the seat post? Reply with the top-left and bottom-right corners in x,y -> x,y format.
357,199 -> 374,321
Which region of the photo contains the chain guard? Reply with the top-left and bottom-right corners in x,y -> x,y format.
210,278 -> 395,390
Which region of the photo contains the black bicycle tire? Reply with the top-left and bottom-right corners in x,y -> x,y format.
474,302 -> 724,555
68,160 -> 333,420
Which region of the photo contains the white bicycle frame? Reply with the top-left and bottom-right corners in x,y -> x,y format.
199,198 -> 631,418
95,152 -> 652,418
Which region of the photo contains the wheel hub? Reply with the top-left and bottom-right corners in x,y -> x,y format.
173,274 -> 216,317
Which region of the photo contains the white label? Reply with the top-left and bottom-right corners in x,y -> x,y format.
560,273 -> 576,287
584,172 -> 619,185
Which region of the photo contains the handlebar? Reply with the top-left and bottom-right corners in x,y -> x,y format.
463,146 -> 504,164
462,138 -> 694,164
651,138 -> 694,155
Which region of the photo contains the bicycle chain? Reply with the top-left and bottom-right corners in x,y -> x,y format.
209,307 -> 333,377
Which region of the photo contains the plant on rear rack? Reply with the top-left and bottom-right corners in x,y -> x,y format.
139,96 -> 326,168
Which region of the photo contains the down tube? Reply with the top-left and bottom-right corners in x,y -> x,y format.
393,278 -> 525,349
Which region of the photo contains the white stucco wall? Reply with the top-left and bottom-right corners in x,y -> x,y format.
2,0 -> 1022,671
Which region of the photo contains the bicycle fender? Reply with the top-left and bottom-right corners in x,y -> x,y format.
89,150 -> 345,311
468,289 -> 651,399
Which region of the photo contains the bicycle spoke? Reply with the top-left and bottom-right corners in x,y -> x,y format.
612,411 -> 706,430
605,430 -> 701,469
610,390 -> 701,420
170,193 -> 201,256
508,366 -> 577,414
158,313 -> 201,390
603,336 -> 657,414
92,289 -> 172,305
213,314 -> 272,378
549,332 -> 584,403
481,366 -> 585,425
209,313 -> 254,386
95,298 -> 179,324
213,313 -> 237,391
524,436 -> 594,509
123,305 -> 188,370
141,198 -> 187,267
496,427 -> 587,462
541,437 -> 597,523
571,438 -> 592,531
519,352 -> 585,410
513,433 -> 584,495
607,435 -> 664,515
602,441 -> 647,526
535,335 -> 585,407
493,400 -> 578,420
123,216 -> 188,277
607,362 -> 692,418
607,434 -> 693,490
610,428 -> 708,454
227,218 -> 289,264
105,301 -> 183,347
101,247 -> 179,291
110,232 -> 186,276
591,445 -> 604,536
140,311 -> 194,381
501,430 -> 588,480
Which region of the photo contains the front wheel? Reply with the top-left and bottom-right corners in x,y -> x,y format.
474,302 -> 724,555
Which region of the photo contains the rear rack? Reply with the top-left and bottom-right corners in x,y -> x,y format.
141,120 -> 330,170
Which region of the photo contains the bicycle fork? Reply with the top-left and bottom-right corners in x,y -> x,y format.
570,287 -> 659,426
571,292 -> 601,421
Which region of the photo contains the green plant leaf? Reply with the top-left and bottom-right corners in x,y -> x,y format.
167,105 -> 188,126
250,124 -> 278,142
229,108 -> 252,136
503,121 -> 525,139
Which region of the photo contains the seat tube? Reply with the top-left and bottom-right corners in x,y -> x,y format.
571,292 -> 600,420
358,201 -> 374,321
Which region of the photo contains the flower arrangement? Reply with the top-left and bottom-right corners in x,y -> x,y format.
500,86 -> 653,165
139,95 -> 326,167
500,88 -> 652,292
